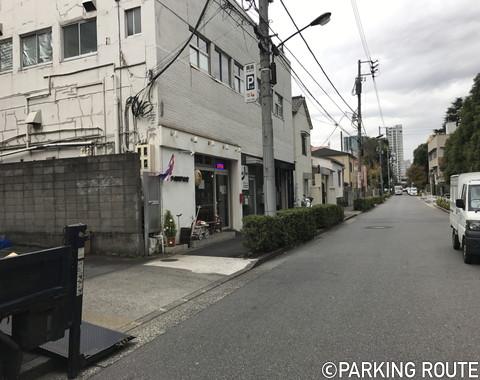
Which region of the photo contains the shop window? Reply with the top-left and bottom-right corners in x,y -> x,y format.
189,33 -> 209,73
63,19 -> 97,59
0,39 -> 12,72
21,29 -> 52,67
126,7 -> 142,36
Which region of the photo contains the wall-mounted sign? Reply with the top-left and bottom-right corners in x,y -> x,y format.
244,63 -> 258,103
215,163 -> 225,170
171,176 -> 189,183
241,165 -> 249,190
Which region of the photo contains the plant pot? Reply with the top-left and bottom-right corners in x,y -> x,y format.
166,236 -> 176,247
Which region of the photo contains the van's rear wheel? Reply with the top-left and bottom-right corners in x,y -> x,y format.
452,229 -> 461,250
463,239 -> 473,264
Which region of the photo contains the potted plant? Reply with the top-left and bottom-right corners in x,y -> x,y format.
163,210 -> 177,247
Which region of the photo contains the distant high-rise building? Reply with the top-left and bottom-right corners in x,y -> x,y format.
386,124 -> 405,181
343,135 -> 359,156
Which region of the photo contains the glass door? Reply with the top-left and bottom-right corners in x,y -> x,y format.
216,173 -> 229,228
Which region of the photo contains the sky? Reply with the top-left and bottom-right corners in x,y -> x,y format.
257,0 -> 480,160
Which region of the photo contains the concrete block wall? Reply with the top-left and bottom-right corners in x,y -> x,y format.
0,153 -> 144,256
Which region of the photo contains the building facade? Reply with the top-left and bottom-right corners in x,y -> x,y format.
385,124 -> 405,182
428,133 -> 448,194
310,156 -> 344,205
0,0 -> 295,235
343,135 -> 359,156
291,96 -> 313,206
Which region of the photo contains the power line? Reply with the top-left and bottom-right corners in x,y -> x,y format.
278,0 -> 356,115
351,0 -> 386,128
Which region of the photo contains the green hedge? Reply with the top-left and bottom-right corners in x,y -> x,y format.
353,196 -> 388,211
242,205 -> 344,254
436,197 -> 450,210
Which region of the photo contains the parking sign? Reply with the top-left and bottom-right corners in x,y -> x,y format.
244,63 -> 258,103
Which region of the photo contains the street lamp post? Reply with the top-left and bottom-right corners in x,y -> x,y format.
257,0 -> 331,216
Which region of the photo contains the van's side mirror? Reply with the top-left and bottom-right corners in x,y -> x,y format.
456,199 -> 465,209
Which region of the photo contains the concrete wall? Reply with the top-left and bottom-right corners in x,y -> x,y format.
0,153 -> 143,255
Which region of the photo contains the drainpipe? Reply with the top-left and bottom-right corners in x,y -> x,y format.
112,73 -> 121,154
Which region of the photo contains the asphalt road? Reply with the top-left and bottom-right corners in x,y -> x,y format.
93,196 -> 480,380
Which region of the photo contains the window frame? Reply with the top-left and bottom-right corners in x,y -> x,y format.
301,132 -> 308,156
126,7 -> 142,37
62,18 -> 98,61
189,33 -> 210,74
212,47 -> 232,86
20,28 -> 53,68
0,38 -> 13,73
233,61 -> 244,93
274,92 -> 284,119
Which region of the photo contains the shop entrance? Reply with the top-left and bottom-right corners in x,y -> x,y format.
194,155 -> 231,229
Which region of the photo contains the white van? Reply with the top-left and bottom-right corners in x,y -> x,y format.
450,173 -> 480,264
394,185 -> 403,195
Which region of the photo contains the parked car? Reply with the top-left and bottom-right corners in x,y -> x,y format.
409,187 -> 418,196
394,185 -> 403,195
450,173 -> 480,264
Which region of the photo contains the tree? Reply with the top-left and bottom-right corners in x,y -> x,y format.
443,74 -> 480,181
406,164 -> 427,189
412,143 -> 429,181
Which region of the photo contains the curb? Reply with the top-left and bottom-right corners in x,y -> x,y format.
432,203 -> 450,214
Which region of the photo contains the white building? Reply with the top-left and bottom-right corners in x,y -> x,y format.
0,0 -> 295,233
310,156 -> 344,206
386,124 -> 405,182
291,96 -> 312,206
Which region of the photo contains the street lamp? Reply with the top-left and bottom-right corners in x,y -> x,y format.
277,12 -> 331,48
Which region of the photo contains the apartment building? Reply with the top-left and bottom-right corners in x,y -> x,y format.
0,0 -> 295,232
385,124 -> 405,182
427,132 -> 448,194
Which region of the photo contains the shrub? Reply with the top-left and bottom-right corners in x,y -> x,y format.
312,204 -> 344,228
436,197 -> 450,210
163,210 -> 177,238
242,205 -> 344,255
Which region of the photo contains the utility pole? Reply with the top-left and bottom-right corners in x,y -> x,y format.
378,126 -> 384,196
355,59 -> 363,196
259,0 -> 277,216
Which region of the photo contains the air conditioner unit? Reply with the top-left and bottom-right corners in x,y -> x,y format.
82,0 -> 97,12
136,144 -> 155,173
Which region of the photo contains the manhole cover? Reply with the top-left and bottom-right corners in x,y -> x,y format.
365,226 -> 393,230
160,258 -> 178,262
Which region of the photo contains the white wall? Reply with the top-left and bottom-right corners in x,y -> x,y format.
292,99 -> 312,204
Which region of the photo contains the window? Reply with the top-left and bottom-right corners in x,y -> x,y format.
63,19 -> 97,59
338,170 -> 342,187
21,29 -> 52,67
189,33 -> 209,73
126,7 -> 142,36
301,133 -> 308,156
274,92 -> 283,118
0,39 -> 13,72
469,185 -> 480,211
233,62 -> 244,93
212,48 -> 231,85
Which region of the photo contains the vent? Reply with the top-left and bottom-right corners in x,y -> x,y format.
82,0 -> 97,12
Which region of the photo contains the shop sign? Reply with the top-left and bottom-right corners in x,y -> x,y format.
215,163 -> 225,170
244,63 -> 258,103
241,165 -> 249,190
